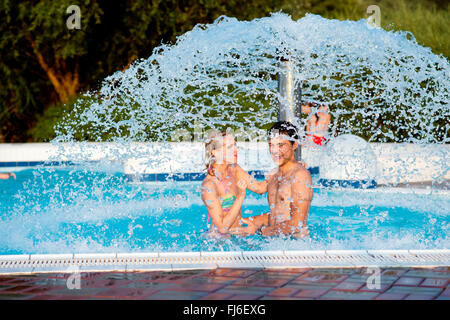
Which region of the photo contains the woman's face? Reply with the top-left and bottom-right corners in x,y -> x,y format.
212,134 -> 237,165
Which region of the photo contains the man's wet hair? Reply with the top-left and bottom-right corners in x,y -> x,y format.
268,121 -> 299,144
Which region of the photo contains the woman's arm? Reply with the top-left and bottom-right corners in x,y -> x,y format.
234,165 -> 267,194
233,164 -> 306,195
201,179 -> 246,234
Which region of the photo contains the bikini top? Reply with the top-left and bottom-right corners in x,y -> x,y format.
206,166 -> 237,228
216,166 -> 237,210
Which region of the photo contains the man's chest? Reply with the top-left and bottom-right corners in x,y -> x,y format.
268,175 -> 292,204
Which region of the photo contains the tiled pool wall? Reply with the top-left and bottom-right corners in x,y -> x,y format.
0,142 -> 449,185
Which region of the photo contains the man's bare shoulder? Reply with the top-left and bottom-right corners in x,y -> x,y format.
290,164 -> 313,201
290,164 -> 312,184
266,168 -> 280,183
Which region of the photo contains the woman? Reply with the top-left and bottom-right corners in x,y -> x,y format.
201,131 -> 265,237
302,102 -> 330,146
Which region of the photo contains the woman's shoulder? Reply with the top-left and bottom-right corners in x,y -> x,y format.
201,175 -> 217,190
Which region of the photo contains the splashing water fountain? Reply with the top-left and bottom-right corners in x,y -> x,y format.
0,13 -> 449,272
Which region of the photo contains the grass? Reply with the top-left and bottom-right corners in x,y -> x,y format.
327,0 -> 450,59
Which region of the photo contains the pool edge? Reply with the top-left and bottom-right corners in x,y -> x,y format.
1,249 -> 449,275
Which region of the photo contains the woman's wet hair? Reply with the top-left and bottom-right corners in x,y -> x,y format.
204,130 -> 228,176
303,101 -> 327,110
303,101 -> 328,122
268,121 -> 299,144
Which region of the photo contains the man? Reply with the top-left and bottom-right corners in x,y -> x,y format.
302,102 -> 330,146
241,121 -> 313,238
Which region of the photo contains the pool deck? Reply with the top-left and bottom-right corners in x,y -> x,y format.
0,267 -> 448,300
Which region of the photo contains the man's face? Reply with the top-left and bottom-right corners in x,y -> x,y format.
268,134 -> 297,166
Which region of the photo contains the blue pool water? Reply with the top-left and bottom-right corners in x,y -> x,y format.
0,167 -> 448,255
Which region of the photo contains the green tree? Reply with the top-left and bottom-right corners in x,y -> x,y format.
0,0 -> 103,141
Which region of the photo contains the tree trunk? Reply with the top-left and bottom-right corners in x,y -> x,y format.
28,37 -> 79,103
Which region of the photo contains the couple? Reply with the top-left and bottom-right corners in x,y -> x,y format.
201,121 -> 313,239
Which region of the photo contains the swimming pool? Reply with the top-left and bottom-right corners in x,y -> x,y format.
1,167 -> 448,257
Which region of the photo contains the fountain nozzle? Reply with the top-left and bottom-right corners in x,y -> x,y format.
277,57 -> 302,161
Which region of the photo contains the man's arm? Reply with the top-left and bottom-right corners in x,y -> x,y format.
261,169 -> 313,236
241,213 -> 270,229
